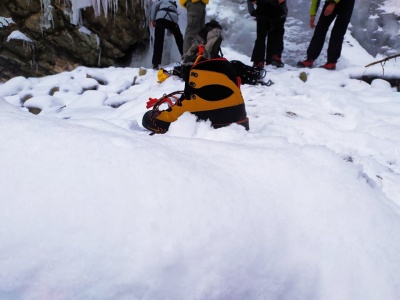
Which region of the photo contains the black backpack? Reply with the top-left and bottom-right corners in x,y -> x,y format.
230,60 -> 269,85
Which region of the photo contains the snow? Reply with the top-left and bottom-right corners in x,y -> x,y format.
0,17 -> 14,28
7,30 -> 32,43
78,26 -> 93,35
1,1 -> 400,299
380,0 -> 400,15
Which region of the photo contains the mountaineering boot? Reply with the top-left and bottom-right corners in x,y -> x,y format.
142,57 -> 250,134
271,55 -> 284,68
320,62 -> 336,70
297,59 -> 314,68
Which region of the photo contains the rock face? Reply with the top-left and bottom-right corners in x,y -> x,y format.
0,0 -> 149,82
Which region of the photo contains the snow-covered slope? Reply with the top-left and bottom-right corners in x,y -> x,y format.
1,1 -> 400,299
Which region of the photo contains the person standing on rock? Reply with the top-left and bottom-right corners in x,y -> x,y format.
150,0 -> 184,70
297,0 -> 355,70
180,0 -> 209,53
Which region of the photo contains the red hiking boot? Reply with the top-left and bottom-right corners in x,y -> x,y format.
297,59 -> 314,68
271,55 -> 284,68
320,63 -> 336,70
253,61 -> 265,69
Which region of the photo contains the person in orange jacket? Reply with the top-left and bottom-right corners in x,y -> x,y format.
297,0 -> 355,70
180,0 -> 209,53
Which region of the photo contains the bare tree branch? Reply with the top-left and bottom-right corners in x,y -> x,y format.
365,53 -> 400,68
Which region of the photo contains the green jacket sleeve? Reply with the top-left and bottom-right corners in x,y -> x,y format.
310,0 -> 340,16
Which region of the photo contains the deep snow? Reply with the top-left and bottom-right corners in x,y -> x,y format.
1,0 -> 400,299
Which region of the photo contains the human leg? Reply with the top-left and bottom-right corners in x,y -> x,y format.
183,0 -> 206,53
152,22 -> 166,68
164,19 -> 184,56
251,16 -> 269,67
267,17 -> 285,67
326,0 -> 355,63
306,3 -> 336,61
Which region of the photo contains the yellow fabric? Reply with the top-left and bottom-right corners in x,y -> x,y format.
157,69 -> 169,83
180,0 -> 209,8
157,69 -> 244,123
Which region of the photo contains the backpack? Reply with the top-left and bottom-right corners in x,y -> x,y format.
169,59 -> 271,86
230,60 -> 269,86
171,20 -> 223,81
182,19 -> 223,65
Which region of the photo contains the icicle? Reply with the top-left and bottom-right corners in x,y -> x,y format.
102,0 -> 108,17
90,0 -> 101,17
21,39 -> 38,72
112,0 -> 119,18
29,0 -> 143,27
63,0 -> 73,19
98,48 -> 102,67
40,4 -> 54,31
69,0 -> 92,25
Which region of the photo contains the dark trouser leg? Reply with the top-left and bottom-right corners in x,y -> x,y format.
251,16 -> 269,63
164,20 -> 184,56
266,17 -> 286,62
152,23 -> 165,66
306,3 -> 336,61
327,0 -> 355,63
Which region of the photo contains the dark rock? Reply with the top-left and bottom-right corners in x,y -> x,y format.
0,0 -> 149,82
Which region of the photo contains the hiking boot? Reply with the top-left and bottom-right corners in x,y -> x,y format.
152,64 -> 159,70
297,59 -> 314,68
253,61 -> 265,69
271,55 -> 284,68
320,62 -> 336,70
142,58 -> 249,133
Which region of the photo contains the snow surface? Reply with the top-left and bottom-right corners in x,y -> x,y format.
0,17 -> 14,28
381,0 -> 400,15
1,1 -> 400,300
6,31 -> 32,43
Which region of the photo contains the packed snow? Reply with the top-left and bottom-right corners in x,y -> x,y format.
1,0 -> 400,299
0,17 -> 14,28
6,30 -> 33,43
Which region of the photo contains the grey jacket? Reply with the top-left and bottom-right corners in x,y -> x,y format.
151,0 -> 179,24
